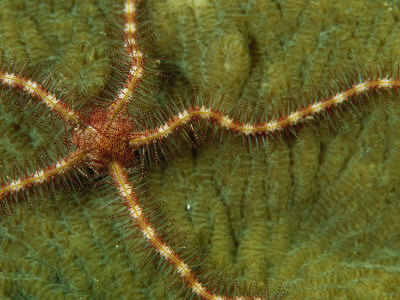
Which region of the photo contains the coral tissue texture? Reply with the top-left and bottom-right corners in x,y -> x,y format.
0,0 -> 399,300
147,0 -> 400,298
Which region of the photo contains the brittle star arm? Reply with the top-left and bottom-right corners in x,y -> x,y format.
106,0 -> 145,126
129,77 -> 400,145
0,71 -> 87,128
0,150 -> 87,199
110,162 -> 236,300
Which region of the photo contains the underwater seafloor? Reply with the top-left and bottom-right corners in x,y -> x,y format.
0,0 -> 400,299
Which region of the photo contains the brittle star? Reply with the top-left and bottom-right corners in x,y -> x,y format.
1,0 -> 400,299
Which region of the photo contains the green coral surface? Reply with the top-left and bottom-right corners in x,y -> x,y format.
1,0 -> 400,299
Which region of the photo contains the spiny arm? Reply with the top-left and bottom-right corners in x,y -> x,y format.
0,71 -> 87,128
111,162 -> 254,300
129,77 -> 400,146
0,150 -> 87,199
106,0 -> 145,125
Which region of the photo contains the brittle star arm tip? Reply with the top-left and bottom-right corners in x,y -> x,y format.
0,70 -> 87,128
107,1 -> 145,127
0,150 -> 87,199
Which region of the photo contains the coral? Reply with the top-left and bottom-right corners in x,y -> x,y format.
0,0 -> 400,300
0,189 -> 171,299
146,0 -> 400,110
145,0 -> 400,298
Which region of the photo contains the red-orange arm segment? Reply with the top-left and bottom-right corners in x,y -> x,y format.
0,71 -> 87,128
129,78 -> 400,147
0,151 -> 87,199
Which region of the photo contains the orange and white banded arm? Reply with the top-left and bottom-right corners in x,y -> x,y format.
130,77 -> 400,146
0,71 -> 87,127
110,162 -> 266,300
0,151 -> 87,199
107,0 -> 145,126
